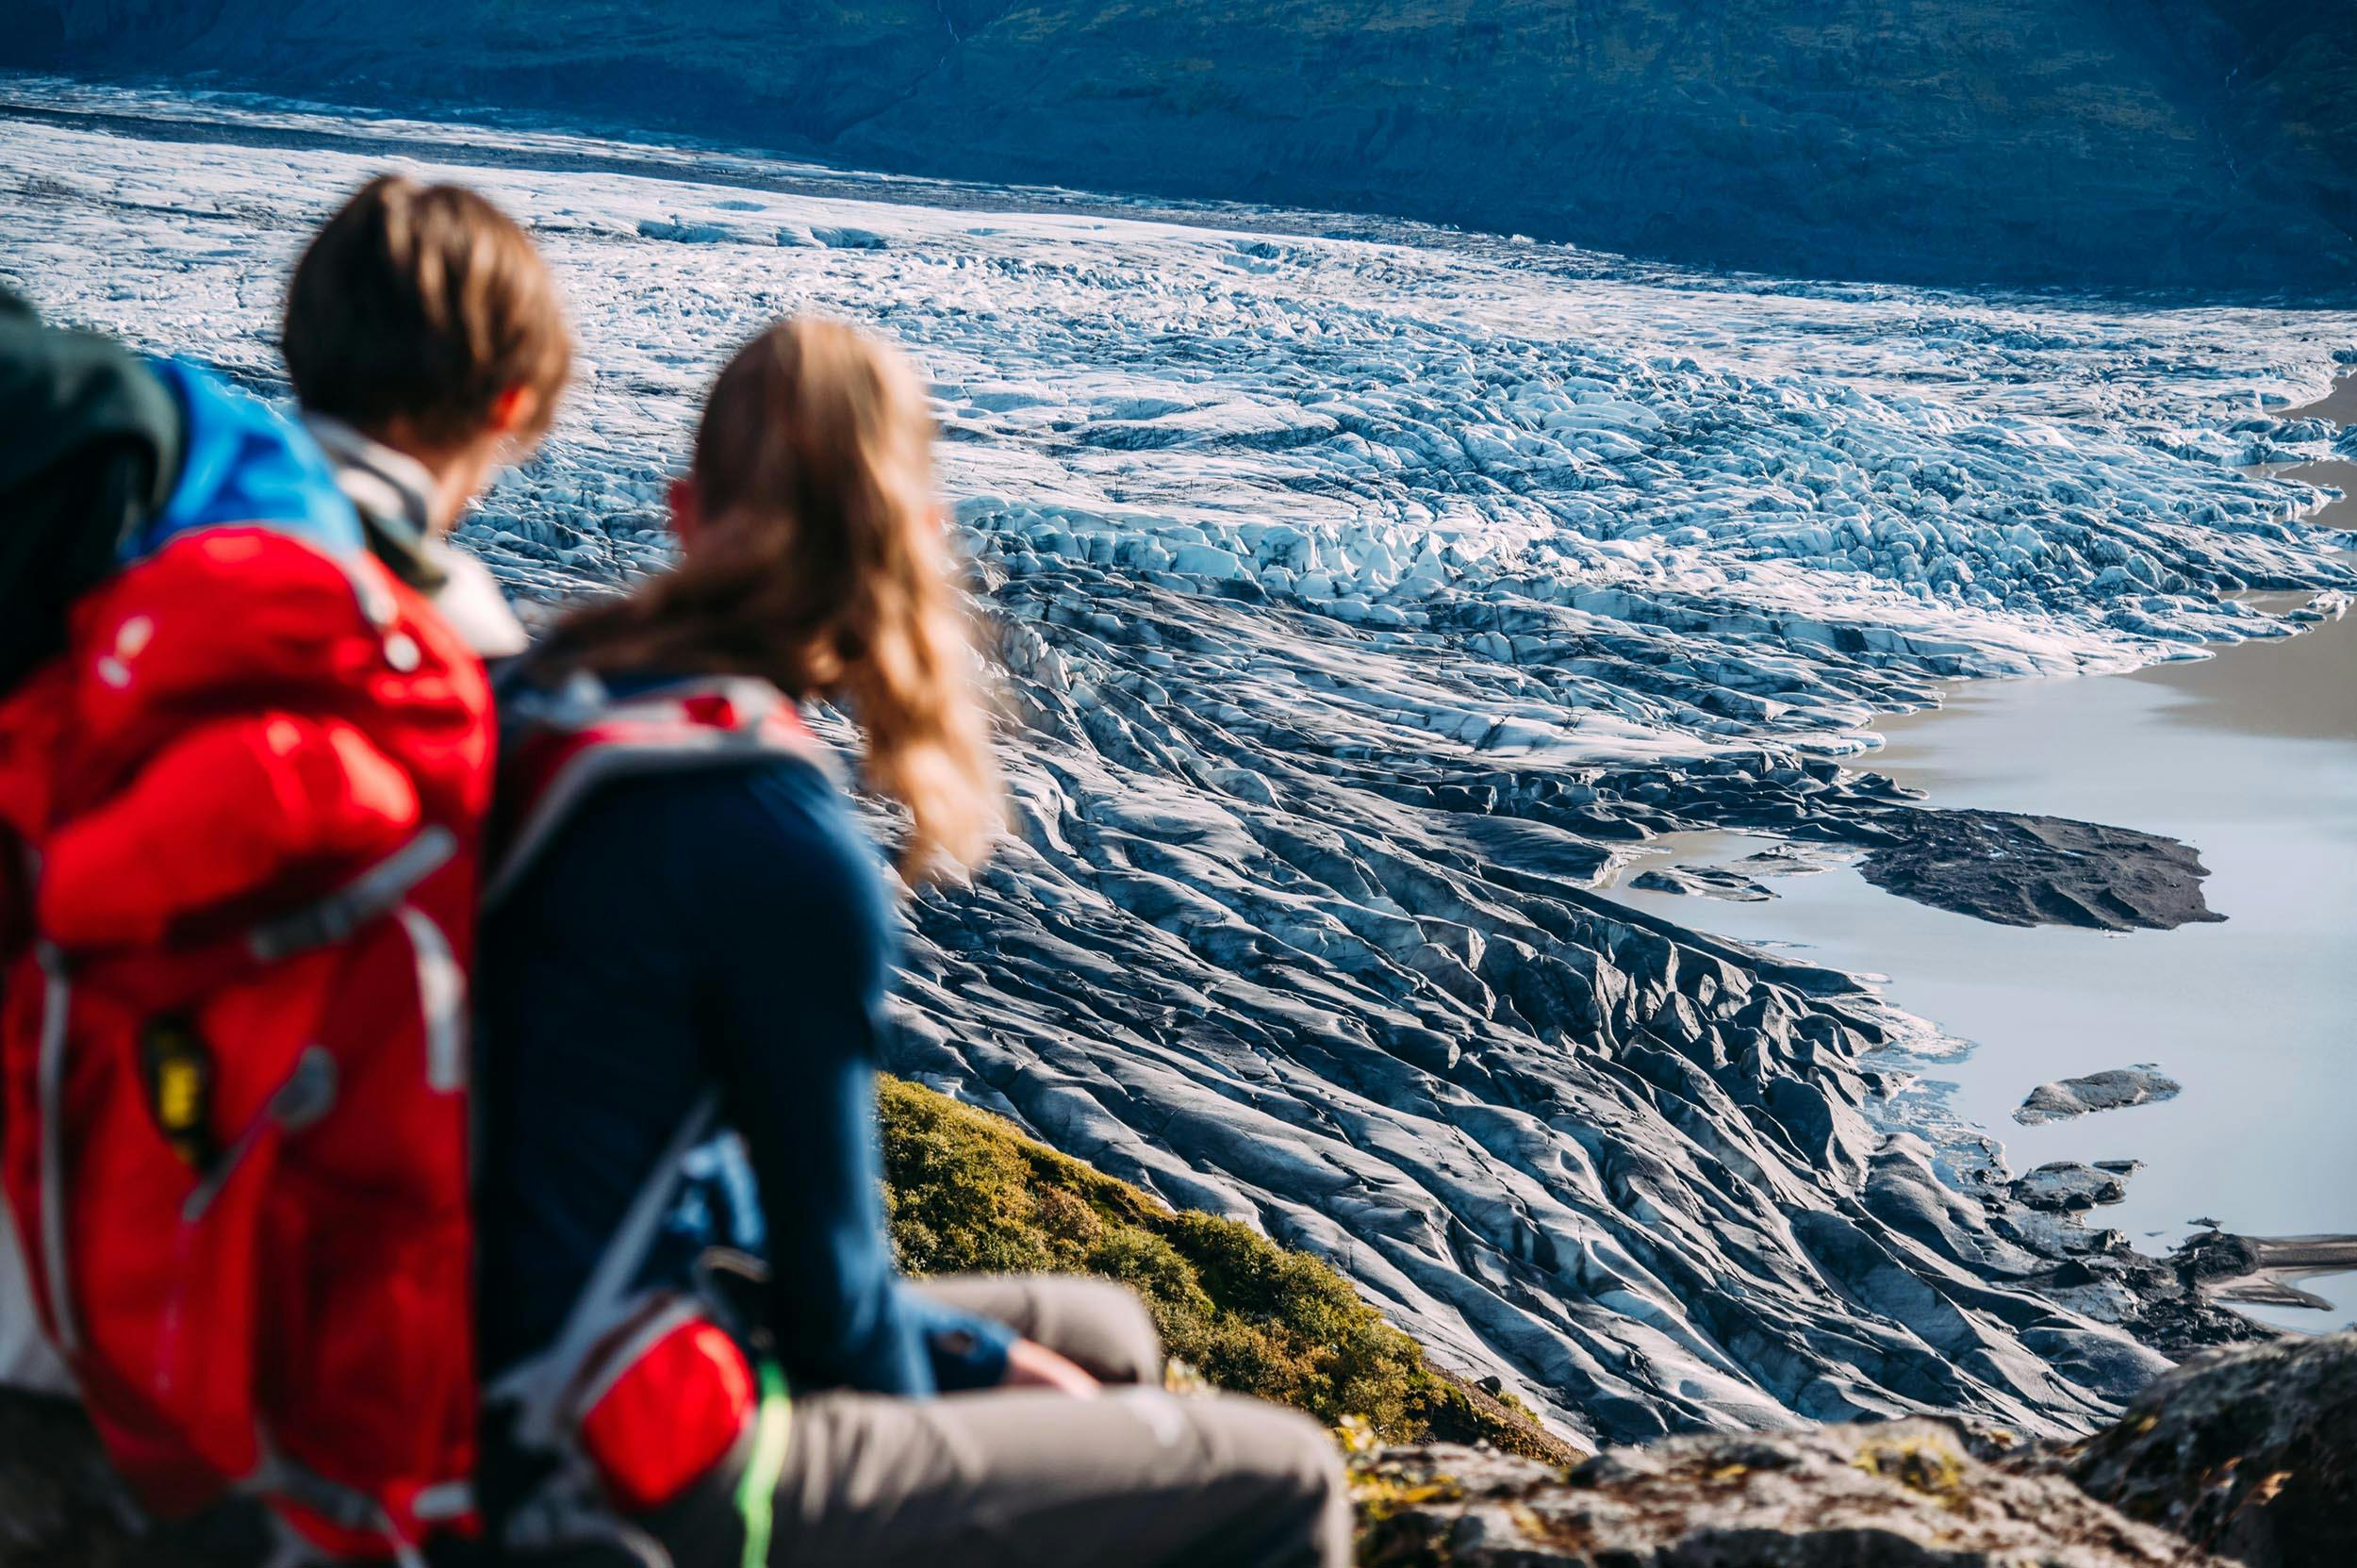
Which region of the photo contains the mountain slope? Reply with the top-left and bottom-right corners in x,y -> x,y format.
3,0 -> 2352,293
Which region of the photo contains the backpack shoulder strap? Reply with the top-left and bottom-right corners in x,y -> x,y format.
489,1087 -> 721,1451
486,672 -> 819,910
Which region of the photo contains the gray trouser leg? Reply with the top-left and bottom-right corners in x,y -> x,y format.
638,1273 -> 1349,1568
765,1385 -> 1350,1568
910,1273 -> 1165,1386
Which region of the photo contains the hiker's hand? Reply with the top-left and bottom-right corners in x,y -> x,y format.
1002,1337 -> 1101,1395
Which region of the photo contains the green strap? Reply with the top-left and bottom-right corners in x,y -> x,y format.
734,1361 -> 792,1568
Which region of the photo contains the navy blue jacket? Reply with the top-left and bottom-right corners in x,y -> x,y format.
473,695 -> 1010,1395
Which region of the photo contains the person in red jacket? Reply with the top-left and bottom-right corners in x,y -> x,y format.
0,176 -> 572,1561
6,169 -> 571,993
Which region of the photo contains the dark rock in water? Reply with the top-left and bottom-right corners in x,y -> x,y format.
1627,864 -> 1774,901
1930,1165 -> 2272,1365
2018,1068 -> 2185,1126
1357,1422 -> 2227,1565
2016,1162 -> 2132,1213
2175,1230 -> 2267,1285
2112,1292 -> 2283,1369
2067,1330 -> 2357,1568
2179,1232 -> 2357,1313
1858,810 -> 2222,933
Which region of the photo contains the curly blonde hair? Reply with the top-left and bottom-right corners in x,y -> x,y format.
558,318 -> 1000,878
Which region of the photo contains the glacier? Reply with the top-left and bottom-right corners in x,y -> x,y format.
3,81 -> 2352,1446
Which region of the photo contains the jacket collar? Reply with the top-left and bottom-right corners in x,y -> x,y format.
304,414 -> 447,593
304,412 -> 529,658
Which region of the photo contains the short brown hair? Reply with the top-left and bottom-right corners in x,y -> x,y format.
283,174 -> 571,448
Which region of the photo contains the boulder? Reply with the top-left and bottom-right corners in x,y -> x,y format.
2067,1331 -> 2357,1568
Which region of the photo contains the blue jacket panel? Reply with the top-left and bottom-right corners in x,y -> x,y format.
127,358 -> 362,559
474,726 -> 1012,1397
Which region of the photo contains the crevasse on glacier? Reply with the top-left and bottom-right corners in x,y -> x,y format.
4,88 -> 2350,1444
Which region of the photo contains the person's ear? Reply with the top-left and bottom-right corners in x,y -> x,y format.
486,384 -> 542,441
668,474 -> 703,550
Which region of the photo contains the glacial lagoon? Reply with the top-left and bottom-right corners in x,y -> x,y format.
1604,510 -> 2357,1332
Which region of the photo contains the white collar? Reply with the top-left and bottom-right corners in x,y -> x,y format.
304,412 -> 438,553
303,412 -> 528,657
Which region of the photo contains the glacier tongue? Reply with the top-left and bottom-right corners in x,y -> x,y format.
4,86 -> 2351,1443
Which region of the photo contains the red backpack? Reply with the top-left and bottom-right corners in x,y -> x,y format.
0,524 -> 492,1562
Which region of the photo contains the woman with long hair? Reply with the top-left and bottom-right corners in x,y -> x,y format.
472,317 -> 1348,1567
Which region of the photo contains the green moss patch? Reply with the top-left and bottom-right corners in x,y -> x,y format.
879,1076 -> 1572,1461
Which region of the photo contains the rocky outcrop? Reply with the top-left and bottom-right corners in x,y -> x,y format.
1627,865 -> 1775,902
1357,1422 -> 2225,1566
877,1074 -> 1576,1461
1855,810 -> 2222,932
2064,1332 -> 2357,1568
1357,1334 -> 2357,1565
1,1 -> 2352,294
2190,1235 -> 2357,1315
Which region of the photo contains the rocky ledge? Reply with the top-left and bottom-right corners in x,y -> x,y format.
1358,1329 -> 2357,1567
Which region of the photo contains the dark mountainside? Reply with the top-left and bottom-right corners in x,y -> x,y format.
4,0 -> 2354,294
